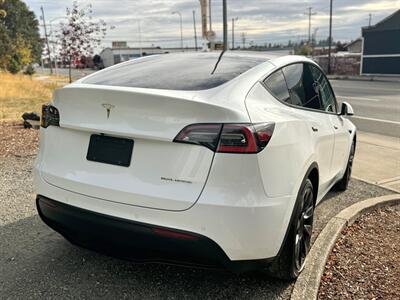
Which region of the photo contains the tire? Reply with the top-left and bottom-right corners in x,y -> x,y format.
334,141 -> 355,191
265,178 -> 315,280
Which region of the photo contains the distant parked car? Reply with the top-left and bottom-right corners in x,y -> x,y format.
73,58 -> 85,69
35,52 -> 356,280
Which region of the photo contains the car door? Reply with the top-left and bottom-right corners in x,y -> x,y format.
309,65 -> 350,178
282,63 -> 336,193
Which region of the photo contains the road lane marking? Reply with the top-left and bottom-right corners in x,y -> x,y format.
337,96 -> 380,102
332,85 -> 400,92
351,116 -> 400,125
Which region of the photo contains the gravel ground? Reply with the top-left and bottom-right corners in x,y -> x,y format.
318,205 -> 400,300
0,123 -> 393,299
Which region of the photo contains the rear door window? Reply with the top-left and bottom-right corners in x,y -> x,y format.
310,65 -> 338,113
282,63 -> 323,111
264,70 -> 290,102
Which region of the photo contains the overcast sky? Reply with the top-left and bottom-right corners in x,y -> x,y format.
26,0 -> 399,50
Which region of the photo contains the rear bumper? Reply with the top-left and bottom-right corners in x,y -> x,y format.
37,195 -> 273,272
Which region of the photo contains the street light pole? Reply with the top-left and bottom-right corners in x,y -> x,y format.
209,0 -> 212,31
232,17 -> 238,50
137,20 -> 142,57
40,6 -> 53,75
328,0 -> 333,74
172,11 -> 183,51
222,0 -> 227,51
193,10 -> 198,51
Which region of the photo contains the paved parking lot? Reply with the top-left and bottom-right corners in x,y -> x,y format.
0,155 -> 391,300
1,77 -> 398,299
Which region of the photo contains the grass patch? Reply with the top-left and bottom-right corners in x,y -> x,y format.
0,72 -> 67,121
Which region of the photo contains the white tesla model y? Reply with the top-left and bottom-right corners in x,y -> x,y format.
34,52 -> 356,280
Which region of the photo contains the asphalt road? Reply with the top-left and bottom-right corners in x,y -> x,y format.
331,80 -> 400,137
0,155 -> 392,299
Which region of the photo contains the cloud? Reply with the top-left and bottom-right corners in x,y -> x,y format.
342,0 -> 400,11
26,0 -> 399,49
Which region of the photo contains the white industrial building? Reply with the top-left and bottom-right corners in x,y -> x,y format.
100,47 -> 197,68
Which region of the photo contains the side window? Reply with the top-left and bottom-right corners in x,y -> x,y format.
282,63 -> 323,111
310,65 -> 337,113
263,70 -> 290,103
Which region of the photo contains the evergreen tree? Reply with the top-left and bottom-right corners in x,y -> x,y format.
0,0 -> 41,73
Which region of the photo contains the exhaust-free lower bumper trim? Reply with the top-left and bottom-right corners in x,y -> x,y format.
36,195 -> 273,272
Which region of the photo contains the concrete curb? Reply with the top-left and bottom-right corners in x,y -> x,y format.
290,194 -> 400,300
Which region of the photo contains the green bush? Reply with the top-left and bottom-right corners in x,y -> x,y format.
7,58 -> 21,74
295,44 -> 313,56
23,64 -> 35,75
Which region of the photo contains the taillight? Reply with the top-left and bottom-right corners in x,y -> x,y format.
41,104 -> 60,128
174,123 -> 274,154
174,124 -> 223,151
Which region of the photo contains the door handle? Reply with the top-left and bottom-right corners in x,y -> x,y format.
312,126 -> 318,132
334,125 -> 339,130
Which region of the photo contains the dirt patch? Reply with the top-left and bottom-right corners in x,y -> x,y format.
318,205 -> 400,300
0,122 -> 39,158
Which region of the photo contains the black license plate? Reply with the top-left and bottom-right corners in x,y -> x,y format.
87,134 -> 134,167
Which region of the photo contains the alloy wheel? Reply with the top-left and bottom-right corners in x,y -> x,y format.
294,184 -> 314,272
346,143 -> 355,183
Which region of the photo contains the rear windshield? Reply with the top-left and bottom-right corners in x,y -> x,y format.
83,53 -> 267,91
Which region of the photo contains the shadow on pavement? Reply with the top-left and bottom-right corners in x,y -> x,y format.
0,215 -> 293,300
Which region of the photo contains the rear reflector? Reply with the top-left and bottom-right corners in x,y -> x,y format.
152,228 -> 199,240
174,123 -> 274,153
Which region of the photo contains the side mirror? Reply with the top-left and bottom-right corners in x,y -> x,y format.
340,102 -> 354,116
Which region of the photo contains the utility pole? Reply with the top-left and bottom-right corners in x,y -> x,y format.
40,6 -> 53,74
328,0 -> 333,75
241,32 -> 246,49
172,11 -> 183,51
193,10 -> 198,51
232,17 -> 238,50
222,0 -> 227,51
137,20 -> 142,57
305,7 -> 317,45
209,0 -> 212,31
313,27 -> 319,46
368,13 -> 372,27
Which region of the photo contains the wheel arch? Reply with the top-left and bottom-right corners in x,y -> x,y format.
306,163 -> 319,206
274,162 -> 319,259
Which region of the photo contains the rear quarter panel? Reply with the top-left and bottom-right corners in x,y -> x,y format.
245,83 -> 317,199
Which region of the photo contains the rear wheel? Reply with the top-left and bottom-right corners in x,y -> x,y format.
334,141 -> 355,191
265,179 -> 315,280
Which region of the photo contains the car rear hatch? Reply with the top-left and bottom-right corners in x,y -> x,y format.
40,85 -> 248,211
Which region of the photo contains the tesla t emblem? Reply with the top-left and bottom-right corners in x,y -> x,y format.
102,104 -> 115,119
